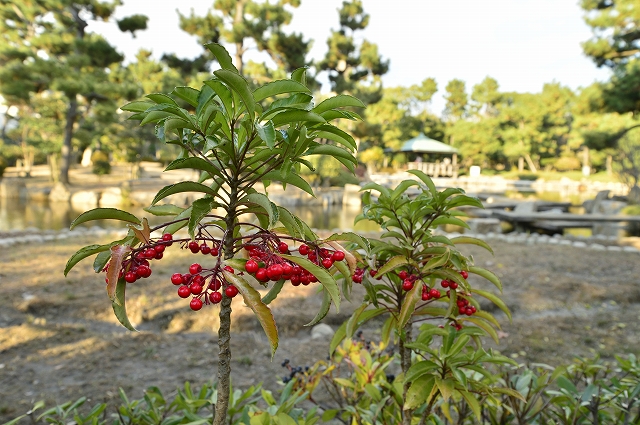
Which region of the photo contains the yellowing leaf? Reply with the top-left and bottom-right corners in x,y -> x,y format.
106,245 -> 131,301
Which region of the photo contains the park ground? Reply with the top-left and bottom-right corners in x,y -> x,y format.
1,233 -> 640,421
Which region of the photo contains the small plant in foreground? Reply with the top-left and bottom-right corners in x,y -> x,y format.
64,43 -> 366,424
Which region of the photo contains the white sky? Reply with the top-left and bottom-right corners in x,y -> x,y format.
89,0 -> 611,115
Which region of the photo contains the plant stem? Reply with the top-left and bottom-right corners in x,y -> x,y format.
400,321 -> 413,425
213,186 -> 239,425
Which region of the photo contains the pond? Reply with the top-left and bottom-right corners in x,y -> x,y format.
0,199 -> 379,233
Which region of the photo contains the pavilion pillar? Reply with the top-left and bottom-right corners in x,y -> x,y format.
453,153 -> 458,178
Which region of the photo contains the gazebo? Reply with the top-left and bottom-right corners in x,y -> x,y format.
399,133 -> 459,177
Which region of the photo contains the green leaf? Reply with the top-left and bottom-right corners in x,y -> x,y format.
404,375 -> 436,410
330,308 -> 386,354
242,193 -> 278,228
435,377 -> 455,401
256,121 -> 276,149
146,93 -> 178,106
143,204 -> 185,216
431,216 -> 470,229
324,232 -> 370,251
188,197 -> 217,240
470,288 -> 511,320
65,244 -> 111,276
391,180 -> 420,201
70,208 -> 140,229
398,280 -> 422,328
447,194 -> 484,209
204,43 -> 239,73
469,266 -> 502,292
463,316 -> 499,343
253,79 -> 310,102
556,375 -> 578,395
214,69 -> 255,118
261,279 -> 285,305
450,236 -> 494,254
314,125 -> 357,151
406,170 -> 437,195
271,110 -> 325,127
262,170 -> 315,197
405,360 -> 439,383
304,144 -> 357,165
290,66 -> 308,84
164,157 -> 221,178
275,206 -> 303,238
459,390 -> 482,420
171,86 -> 200,107
279,254 -> 340,313
375,255 -> 410,277
203,80 -> 234,118
93,250 -> 111,273
224,271 -> 278,356
151,182 -> 218,205
306,288 -> 332,326
164,206 -> 192,235
120,100 -> 154,113
313,94 -> 366,114
112,277 -> 137,331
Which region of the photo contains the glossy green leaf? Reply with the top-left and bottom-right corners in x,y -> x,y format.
256,121 -> 276,149
120,100 -> 154,113
375,255 -> 410,277
304,144 -> 357,165
271,110 -> 325,126
262,170 -> 314,197
243,193 -> 278,228
404,375 -> 436,410
290,66 -> 308,85
164,157 -> 221,177
224,271 -> 278,356
313,94 -> 366,114
261,279 -> 285,305
463,316 -> 499,343
93,250 -> 111,273
140,110 -> 173,126
65,244 -> 111,276
398,280 -> 423,328
112,277 -> 137,331
253,79 -> 310,102
203,80 -> 234,118
447,194 -> 484,209
146,93 -> 178,106
204,42 -> 239,73
469,266 -> 502,291
279,254 -> 340,313
405,360 -> 439,383
163,207 -> 192,235
151,181 -> 218,205
171,86 -> 200,107
70,208 -> 140,230
435,377 -> 455,401
188,197 -> 217,239
214,69 -> 255,118
143,204 -> 184,216
406,169 -> 437,195
459,390 -> 482,420
330,308 -> 386,354
470,288 -> 511,320
450,236 -> 494,254
306,288 -> 332,326
431,216 -> 470,229
323,231 -> 370,251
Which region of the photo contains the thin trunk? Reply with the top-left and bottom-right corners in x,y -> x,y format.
524,153 -> 537,173
606,155 -> 613,176
234,1 -> 245,75
60,98 -> 78,185
518,157 -> 524,173
400,322 -> 413,425
213,186 -> 239,425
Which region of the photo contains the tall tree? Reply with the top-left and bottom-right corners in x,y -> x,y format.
318,0 -> 389,104
443,79 -> 468,121
177,0 -> 311,76
0,1 -> 146,184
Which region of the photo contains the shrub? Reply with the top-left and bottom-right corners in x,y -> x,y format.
91,150 -> 111,176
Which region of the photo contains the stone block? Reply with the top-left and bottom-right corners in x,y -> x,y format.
0,179 -> 27,199
99,187 -> 123,207
49,183 -> 71,202
467,218 -> 502,234
71,190 -> 99,208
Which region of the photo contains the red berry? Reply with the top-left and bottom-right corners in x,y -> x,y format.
154,245 -> 166,253
245,260 -> 259,273
200,244 -> 211,255
429,289 -> 441,299
154,251 -> 163,260
255,268 -> 268,282
470,306 -> 477,314
300,274 -> 310,285
171,273 -> 183,285
124,272 -> 137,283
282,263 -> 293,275
224,266 -> 234,274
457,300 -> 467,308
137,265 -> 152,278
321,258 -> 333,269
225,285 -> 239,298
331,251 -> 345,262
290,275 -> 301,286
307,251 -> 317,261
449,282 -> 459,290
145,248 -> 156,259
177,286 -> 191,298
309,274 -> 318,283
267,264 -> 283,280
298,244 -> 309,255
353,274 -> 363,283
188,241 -> 200,253
460,270 -> 469,279
441,280 -> 450,288
162,233 -> 173,242
421,292 -> 431,301
189,263 -> 202,275
369,269 -> 377,277
464,307 -> 474,316
182,274 -> 192,285
209,279 -> 222,291
210,247 -> 219,256
190,298 -> 203,311
190,284 -> 203,295
278,242 -> 289,254
398,270 -> 408,280
402,280 -> 414,291
210,291 -> 222,304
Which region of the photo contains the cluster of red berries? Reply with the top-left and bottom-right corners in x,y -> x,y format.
243,242 -> 346,286
352,267 -> 374,283
171,263 -> 238,311
397,270 -> 419,291
186,240 -> 221,256
456,297 -> 477,316
108,233 -> 174,284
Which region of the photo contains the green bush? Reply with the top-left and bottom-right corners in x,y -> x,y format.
517,173 -> 538,181
91,150 -> 111,176
0,156 -> 7,178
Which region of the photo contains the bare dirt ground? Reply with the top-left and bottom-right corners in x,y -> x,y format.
1,233 -> 640,421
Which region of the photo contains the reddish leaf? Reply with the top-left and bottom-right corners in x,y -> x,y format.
128,217 -> 151,244
106,244 -> 131,301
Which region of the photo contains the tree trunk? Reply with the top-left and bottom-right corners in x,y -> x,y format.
518,157 -> 524,173
606,155 -> 613,176
60,98 -> 78,185
213,186 -> 239,425
524,154 -> 537,173
400,323 -> 413,425
233,0 -> 245,75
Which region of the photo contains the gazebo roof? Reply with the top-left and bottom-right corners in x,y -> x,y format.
400,133 -> 458,154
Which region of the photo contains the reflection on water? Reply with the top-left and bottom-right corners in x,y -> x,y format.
0,198 -> 378,232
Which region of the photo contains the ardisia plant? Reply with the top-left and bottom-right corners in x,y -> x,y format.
326,173 -> 518,424
63,43 -> 369,425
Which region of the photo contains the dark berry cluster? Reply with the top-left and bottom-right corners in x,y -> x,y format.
280,358 -> 309,384
243,242 -> 346,286
105,233 -> 174,284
